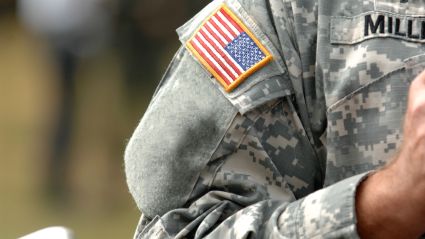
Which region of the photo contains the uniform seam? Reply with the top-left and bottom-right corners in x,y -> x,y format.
206,105 -> 267,192
190,109 -> 239,197
250,99 -> 299,200
284,95 -> 325,187
331,9 -> 425,19
235,100 -> 282,150
208,160 -> 226,189
327,66 -> 405,112
137,216 -> 171,239
295,199 -> 302,238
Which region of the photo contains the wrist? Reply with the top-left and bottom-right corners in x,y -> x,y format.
356,165 -> 425,238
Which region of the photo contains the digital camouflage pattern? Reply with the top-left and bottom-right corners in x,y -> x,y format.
125,0 -> 425,238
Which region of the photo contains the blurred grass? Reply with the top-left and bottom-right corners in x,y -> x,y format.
0,12 -> 142,238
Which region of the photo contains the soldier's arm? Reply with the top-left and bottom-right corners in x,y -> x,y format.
125,0 -> 376,238
125,46 -> 367,238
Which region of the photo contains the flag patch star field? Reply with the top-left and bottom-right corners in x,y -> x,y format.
187,4 -> 273,92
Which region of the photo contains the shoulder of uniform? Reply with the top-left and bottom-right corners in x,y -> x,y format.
124,46 -> 238,218
176,0 -> 293,114
124,0 -> 295,219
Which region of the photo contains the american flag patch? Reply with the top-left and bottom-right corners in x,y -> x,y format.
187,4 -> 273,92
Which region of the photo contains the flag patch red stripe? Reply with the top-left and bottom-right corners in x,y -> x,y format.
204,23 -> 226,47
219,9 -> 244,33
208,17 -> 232,43
190,39 -> 233,85
214,13 -> 238,38
195,34 -> 237,80
198,29 -> 243,76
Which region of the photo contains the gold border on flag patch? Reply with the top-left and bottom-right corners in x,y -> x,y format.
186,4 -> 273,92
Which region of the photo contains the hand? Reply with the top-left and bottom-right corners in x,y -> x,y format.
357,70 -> 425,239
397,69 -> 425,187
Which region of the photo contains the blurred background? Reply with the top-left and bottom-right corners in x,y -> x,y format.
0,0 -> 209,238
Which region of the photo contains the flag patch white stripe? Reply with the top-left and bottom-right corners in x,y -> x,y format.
211,16 -> 234,40
217,11 -> 240,36
206,22 -> 229,45
198,34 -> 239,79
197,32 -> 239,79
192,38 -> 234,83
200,28 -> 244,74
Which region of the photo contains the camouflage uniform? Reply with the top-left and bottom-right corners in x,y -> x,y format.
125,0 -> 425,238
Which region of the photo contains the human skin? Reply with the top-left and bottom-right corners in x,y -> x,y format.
357,69 -> 425,238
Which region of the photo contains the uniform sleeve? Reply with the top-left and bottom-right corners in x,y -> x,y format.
125,0 -> 370,238
127,89 -> 369,239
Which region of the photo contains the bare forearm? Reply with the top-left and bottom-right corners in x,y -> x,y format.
356,166 -> 425,239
